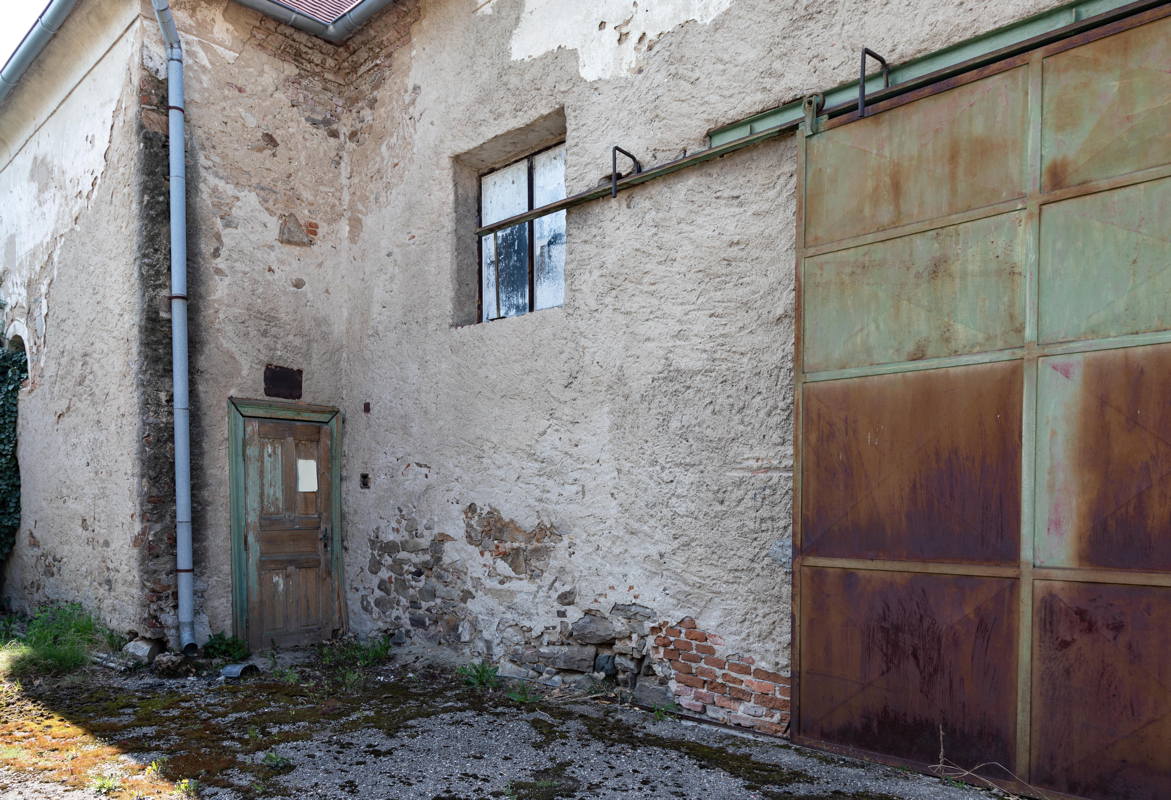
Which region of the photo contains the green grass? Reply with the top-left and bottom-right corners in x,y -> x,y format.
506,681 -> 543,704
202,632 -> 249,662
317,635 -> 392,670
0,603 -> 114,680
457,661 -> 499,689
89,774 -> 121,795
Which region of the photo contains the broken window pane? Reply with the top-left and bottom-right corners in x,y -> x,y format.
495,223 -> 529,317
481,160 -> 528,226
532,145 -> 565,207
534,210 -> 565,310
480,233 -> 497,321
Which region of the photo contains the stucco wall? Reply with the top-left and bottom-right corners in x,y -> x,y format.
0,0 -> 149,633
338,0 -> 1066,681
2,0 -> 1072,679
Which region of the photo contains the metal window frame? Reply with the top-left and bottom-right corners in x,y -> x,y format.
475,141 -> 566,323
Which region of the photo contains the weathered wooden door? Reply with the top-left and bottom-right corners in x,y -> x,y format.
239,411 -> 342,650
794,7 -> 1171,800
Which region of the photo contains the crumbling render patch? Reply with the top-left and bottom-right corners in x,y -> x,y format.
509,0 -> 735,81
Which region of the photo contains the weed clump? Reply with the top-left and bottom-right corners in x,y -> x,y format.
0,603 -> 114,679
202,632 -> 250,662
457,661 -> 499,689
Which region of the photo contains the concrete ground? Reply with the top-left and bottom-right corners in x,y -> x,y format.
0,648 -> 1008,800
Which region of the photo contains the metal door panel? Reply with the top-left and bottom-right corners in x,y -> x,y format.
1042,16 -> 1171,191
804,213 -> 1026,372
1036,344 -> 1171,571
800,567 -> 1019,772
803,362 -> 1021,564
1039,176 -> 1171,344
805,67 -> 1028,247
1032,581 -> 1171,800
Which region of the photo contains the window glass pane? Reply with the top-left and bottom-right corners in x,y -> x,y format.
532,144 -> 565,207
496,223 -> 529,318
534,210 -> 565,310
480,234 -> 497,321
481,160 -> 528,226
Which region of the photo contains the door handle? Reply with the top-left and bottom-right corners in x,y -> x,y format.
320,526 -> 331,551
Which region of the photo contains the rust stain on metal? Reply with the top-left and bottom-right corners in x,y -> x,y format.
802,362 -> 1021,564
805,67 -> 1028,247
1041,15 -> 1171,191
1032,581 -> 1171,800
800,567 -> 1018,772
1071,344 -> 1171,571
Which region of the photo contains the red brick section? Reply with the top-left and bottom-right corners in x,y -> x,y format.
650,617 -> 790,737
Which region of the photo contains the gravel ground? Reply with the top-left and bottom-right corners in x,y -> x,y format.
0,649 -> 1008,800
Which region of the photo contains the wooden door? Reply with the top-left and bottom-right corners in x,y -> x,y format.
243,417 -> 339,649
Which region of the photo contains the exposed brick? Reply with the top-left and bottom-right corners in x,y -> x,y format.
672,638 -> 694,652
662,648 -> 680,661
670,660 -> 694,675
702,656 -> 725,669
707,681 -> 729,695
654,636 -> 671,647
684,629 -> 707,642
695,643 -> 717,656
741,704 -> 767,718
675,673 -> 705,689
649,626 -> 661,635
695,666 -> 718,680
742,655 -> 755,665
727,662 -> 751,675
679,699 -> 705,713
678,617 -> 697,629
714,694 -> 740,711
664,627 -> 682,637
693,689 -> 716,704
728,714 -> 758,728
674,685 -> 693,697
753,668 -> 787,684
744,678 -> 776,694
723,674 -> 743,687
755,721 -> 787,737
707,633 -> 725,646
728,685 -> 754,702
680,652 -> 702,663
754,694 -> 790,711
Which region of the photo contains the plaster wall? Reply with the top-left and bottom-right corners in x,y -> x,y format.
338,0 -> 1069,687
0,2 -> 149,633
153,0 -> 356,641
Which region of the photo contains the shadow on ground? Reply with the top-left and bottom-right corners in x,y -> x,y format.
0,649 -> 1002,800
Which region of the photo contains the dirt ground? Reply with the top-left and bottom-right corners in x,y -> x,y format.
0,647 -> 1005,800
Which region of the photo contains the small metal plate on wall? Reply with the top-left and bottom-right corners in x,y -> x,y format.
264,364 -> 303,400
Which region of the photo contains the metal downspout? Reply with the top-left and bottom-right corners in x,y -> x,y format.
0,0 -> 80,106
150,0 -> 197,655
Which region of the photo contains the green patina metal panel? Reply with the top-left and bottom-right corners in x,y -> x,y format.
804,68 -> 1029,247
1041,14 -> 1171,191
804,212 -> 1027,372
796,10 -> 1171,799
1039,176 -> 1171,343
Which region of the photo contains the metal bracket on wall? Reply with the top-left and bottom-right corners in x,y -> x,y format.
611,146 -> 643,198
857,48 -> 891,119
802,93 -> 825,135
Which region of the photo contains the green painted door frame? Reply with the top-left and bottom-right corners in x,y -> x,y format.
228,397 -> 345,642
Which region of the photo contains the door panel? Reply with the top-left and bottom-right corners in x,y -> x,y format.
244,416 -> 338,650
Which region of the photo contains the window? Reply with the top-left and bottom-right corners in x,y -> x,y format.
478,143 -> 566,321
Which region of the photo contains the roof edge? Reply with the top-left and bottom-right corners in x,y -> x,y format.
0,0 -> 81,108
233,0 -> 395,44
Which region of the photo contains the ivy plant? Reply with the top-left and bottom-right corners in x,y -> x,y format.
0,347 -> 27,568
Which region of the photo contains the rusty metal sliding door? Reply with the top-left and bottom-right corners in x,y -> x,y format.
793,8 -> 1171,800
